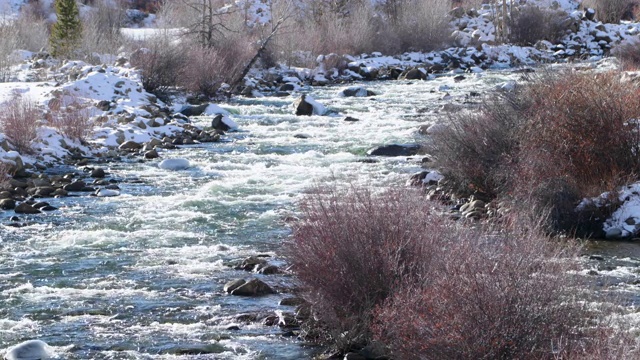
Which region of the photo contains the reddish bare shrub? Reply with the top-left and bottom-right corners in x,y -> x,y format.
518,72 -> 640,197
130,37 -> 186,94
429,94 -> 526,198
286,186 -> 620,356
178,40 -> 254,97
0,92 -> 41,154
287,186 -> 444,350
372,221 -> 591,359
48,94 -> 92,142
430,71 -> 640,235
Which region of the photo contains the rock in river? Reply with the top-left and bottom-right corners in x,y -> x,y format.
159,158 -> 190,171
227,278 -> 275,296
367,144 -> 421,157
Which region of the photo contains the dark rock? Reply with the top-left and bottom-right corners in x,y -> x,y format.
400,68 -> 426,80
90,168 -> 106,178
96,100 -> 112,111
279,297 -> 306,307
589,255 -> 605,261
367,144 -> 421,157
453,75 -> 466,82
0,199 -> 16,210
293,94 -> 313,116
278,83 -> 295,92
211,114 -> 231,132
35,187 -> 56,197
230,278 -> 275,296
179,103 -> 209,117
344,353 -> 367,360
119,141 -> 143,151
293,134 -> 311,139
344,116 -> 360,122
144,149 -> 159,159
256,264 -> 280,275
32,202 -> 50,209
41,205 -> 58,211
341,87 -> 376,97
408,171 -> 431,186
234,256 -> 267,271
63,180 -> 87,192
15,203 -> 41,214
224,279 -> 246,294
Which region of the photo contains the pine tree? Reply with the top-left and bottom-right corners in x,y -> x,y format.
50,0 -> 82,58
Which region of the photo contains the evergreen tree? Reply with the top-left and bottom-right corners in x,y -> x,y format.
50,0 -> 82,58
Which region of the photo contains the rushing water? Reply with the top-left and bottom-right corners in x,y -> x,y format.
5,70 -> 634,359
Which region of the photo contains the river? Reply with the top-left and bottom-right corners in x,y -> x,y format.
4,70 -> 633,359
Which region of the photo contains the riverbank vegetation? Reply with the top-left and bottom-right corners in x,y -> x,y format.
287,186 -> 639,358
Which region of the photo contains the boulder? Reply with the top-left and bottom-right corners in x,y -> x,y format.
344,116 -> 360,122
90,168 -> 106,178
367,144 -> 421,157
159,158 -> 190,170
230,278 -> 275,296
179,103 -> 209,117
224,279 -> 246,293
4,340 -> 53,360
293,94 -> 313,116
119,141 -> 143,151
279,297 -> 306,307
234,256 -> 268,271
15,203 -> 41,214
144,149 -> 159,159
400,68 -> 426,80
96,100 -> 112,111
340,87 -> 376,97
63,180 -> 86,192
211,114 -> 239,132
0,198 -> 16,210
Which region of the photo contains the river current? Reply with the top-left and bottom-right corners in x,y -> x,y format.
4,70 -> 634,359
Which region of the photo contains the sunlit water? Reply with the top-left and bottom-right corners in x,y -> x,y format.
5,70 -> 634,358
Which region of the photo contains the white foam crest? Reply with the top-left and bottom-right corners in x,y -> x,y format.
0,318 -> 40,333
2,283 -> 159,302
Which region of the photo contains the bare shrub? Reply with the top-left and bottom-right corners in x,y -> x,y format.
80,0 -> 126,59
0,92 -> 41,154
612,40 -> 640,70
270,0 -> 452,64
47,93 -> 92,142
130,35 -> 186,94
519,72 -> 640,197
287,186 -> 443,350
179,40 -> 254,97
0,9 -> 49,82
429,94 -> 526,198
509,5 -> 570,46
430,71 -> 640,235
372,221 -> 591,360
390,0 -> 453,52
287,185 -> 629,357
582,0 -> 638,23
